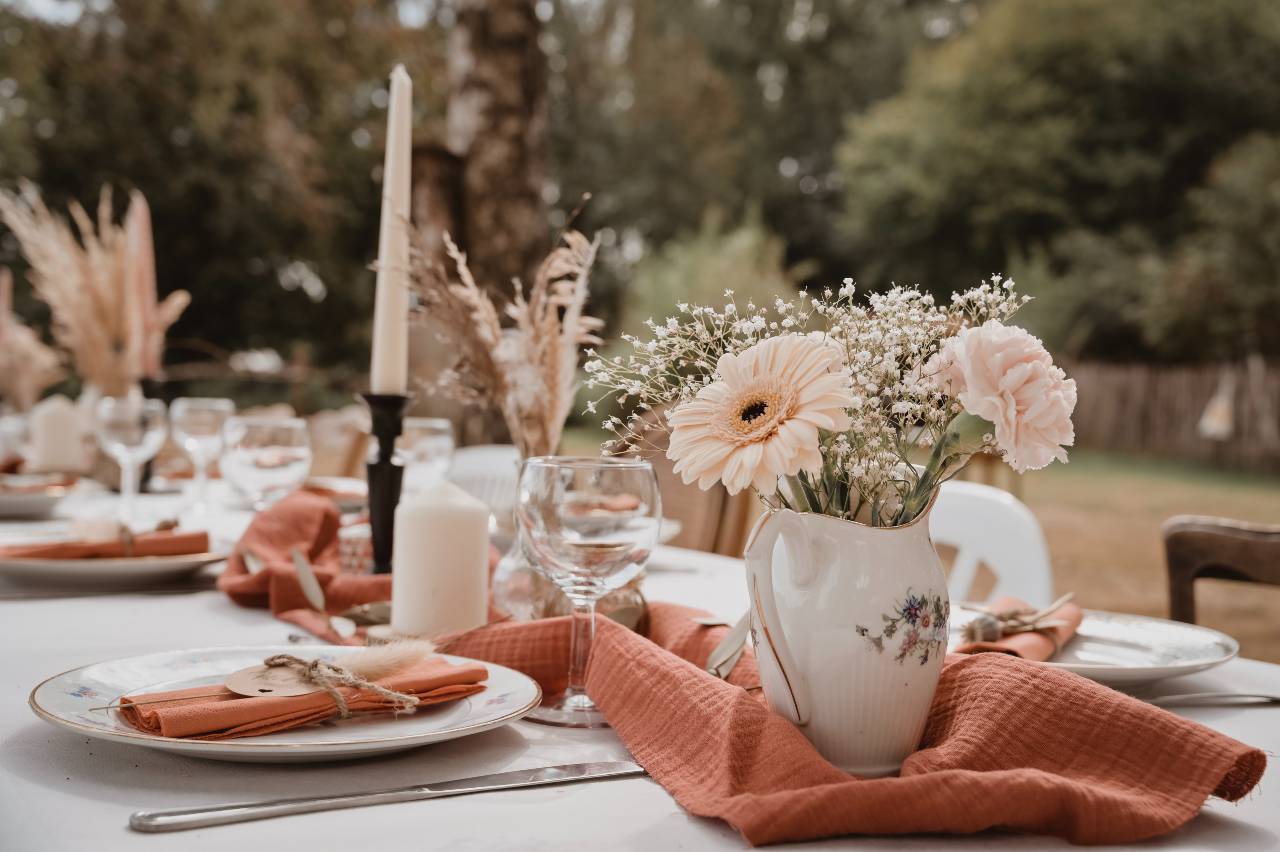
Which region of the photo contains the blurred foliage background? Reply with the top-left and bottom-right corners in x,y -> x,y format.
2,0 -> 1279,388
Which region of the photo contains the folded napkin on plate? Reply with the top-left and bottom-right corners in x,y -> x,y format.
218,491 -> 501,639
119,656 -> 488,740
953,594 -> 1085,661
0,528 -> 209,560
439,603 -> 1264,847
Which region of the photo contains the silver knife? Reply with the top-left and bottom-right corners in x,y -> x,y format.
705,611 -> 751,680
129,761 -> 645,832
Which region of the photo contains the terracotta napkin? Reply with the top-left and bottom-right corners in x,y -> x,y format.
438,604 -> 1264,847
119,656 -> 488,740
218,491 -> 501,638
0,528 -> 209,560
953,594 -> 1085,661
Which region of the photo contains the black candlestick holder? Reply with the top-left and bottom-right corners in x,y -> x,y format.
361,392 -> 411,574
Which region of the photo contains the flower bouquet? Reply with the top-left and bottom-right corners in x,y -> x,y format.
587,275 -> 1076,773
586,275 -> 1076,525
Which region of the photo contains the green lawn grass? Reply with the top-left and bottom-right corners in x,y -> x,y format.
1023,450 -> 1280,662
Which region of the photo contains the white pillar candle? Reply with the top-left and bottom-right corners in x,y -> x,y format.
391,480 -> 489,637
369,64 -> 413,395
27,395 -> 84,473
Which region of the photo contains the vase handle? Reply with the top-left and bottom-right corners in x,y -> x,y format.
744,508 -> 811,726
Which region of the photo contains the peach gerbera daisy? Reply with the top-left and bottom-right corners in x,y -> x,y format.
666,335 -> 855,495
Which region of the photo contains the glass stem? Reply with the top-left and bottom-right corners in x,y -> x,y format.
193,457 -> 209,511
564,598 -> 597,703
119,459 -> 137,529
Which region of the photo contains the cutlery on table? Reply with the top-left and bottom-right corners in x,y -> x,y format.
289,547 -> 357,640
1149,692 -> 1280,708
241,546 -> 266,576
705,611 -> 751,680
129,761 -> 647,832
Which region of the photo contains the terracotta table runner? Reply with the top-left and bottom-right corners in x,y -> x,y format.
218,495 -> 1264,845
442,606 -> 1264,847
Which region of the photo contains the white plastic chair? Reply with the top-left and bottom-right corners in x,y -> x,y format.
929,480 -> 1054,607
446,444 -> 521,534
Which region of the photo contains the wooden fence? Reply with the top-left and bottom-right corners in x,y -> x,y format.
1066,360 -> 1280,471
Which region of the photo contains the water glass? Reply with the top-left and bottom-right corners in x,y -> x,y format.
220,416 -> 312,511
170,397 -> 235,513
516,456 -> 660,728
94,397 -> 168,529
398,417 -> 455,493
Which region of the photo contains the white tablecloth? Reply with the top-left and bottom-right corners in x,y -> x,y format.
1,492 -> 1277,851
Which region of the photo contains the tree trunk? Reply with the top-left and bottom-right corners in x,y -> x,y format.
446,0 -> 549,292
411,0 -> 549,445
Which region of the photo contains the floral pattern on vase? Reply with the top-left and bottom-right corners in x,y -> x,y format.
855,589 -> 949,666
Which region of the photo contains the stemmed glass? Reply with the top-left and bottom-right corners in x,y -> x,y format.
170,397 -> 235,514
93,397 -> 168,529
516,456 -> 660,728
220,416 -> 312,511
398,417 -> 455,493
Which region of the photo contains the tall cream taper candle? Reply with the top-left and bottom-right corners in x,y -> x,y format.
390,481 -> 489,637
369,64 -> 412,395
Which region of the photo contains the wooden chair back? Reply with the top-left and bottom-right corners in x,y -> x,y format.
1164,515 -> 1280,624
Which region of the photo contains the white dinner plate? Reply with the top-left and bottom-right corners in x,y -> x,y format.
0,489 -> 67,519
949,608 -> 1238,685
0,551 -> 227,585
29,646 -> 542,763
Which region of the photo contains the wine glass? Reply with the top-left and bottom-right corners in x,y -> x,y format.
398,417 -> 455,493
220,416 -> 312,511
93,397 -> 168,529
516,456 -> 660,728
170,397 -> 235,514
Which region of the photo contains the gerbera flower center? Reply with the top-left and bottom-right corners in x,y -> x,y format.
739,399 -> 769,423
713,382 -> 796,445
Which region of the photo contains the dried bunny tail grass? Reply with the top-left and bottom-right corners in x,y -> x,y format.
0,183 -> 188,393
338,639 -> 436,682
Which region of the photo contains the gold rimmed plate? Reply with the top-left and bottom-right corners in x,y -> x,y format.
29,645 -> 542,763
950,608 -> 1238,686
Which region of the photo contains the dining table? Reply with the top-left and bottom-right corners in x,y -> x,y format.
1,486 -> 1278,851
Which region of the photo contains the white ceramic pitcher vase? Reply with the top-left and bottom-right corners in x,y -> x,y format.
745,505 -> 948,777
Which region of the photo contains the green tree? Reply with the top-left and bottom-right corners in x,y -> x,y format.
620,208 -> 807,335
837,0 -> 1280,318
0,0 -> 447,373
547,0 -> 973,318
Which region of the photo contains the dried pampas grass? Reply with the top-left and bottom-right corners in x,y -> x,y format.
0,267 -> 62,410
0,183 -> 189,395
410,228 -> 602,457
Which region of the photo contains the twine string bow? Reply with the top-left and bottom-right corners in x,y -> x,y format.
961,593 -> 1076,653
262,654 -> 420,719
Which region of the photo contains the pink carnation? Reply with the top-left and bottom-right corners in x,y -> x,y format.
936,321 -> 1076,472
